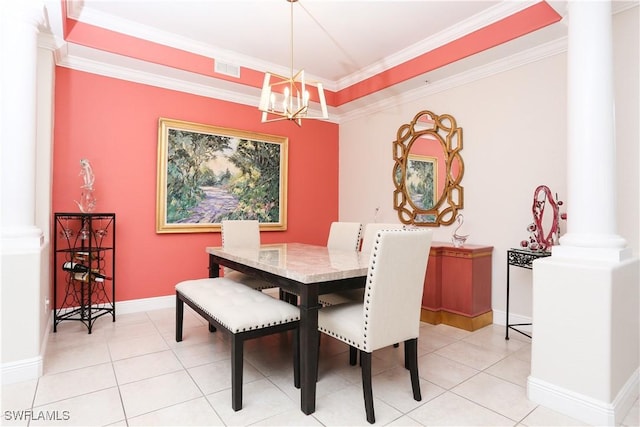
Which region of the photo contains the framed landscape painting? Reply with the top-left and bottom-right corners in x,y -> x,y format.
405,154 -> 437,211
156,118 -> 288,233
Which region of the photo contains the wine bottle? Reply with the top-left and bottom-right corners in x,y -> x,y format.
62,262 -> 89,273
64,262 -> 110,281
73,272 -> 111,282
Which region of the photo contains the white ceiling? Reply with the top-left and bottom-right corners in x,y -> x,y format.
74,0 -> 514,82
49,0 -> 627,120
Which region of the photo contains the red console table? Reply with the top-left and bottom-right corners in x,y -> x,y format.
421,242 -> 493,331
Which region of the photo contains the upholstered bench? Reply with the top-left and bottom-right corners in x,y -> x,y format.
175,277 -> 300,411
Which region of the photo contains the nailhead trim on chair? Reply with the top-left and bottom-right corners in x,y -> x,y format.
318,228 -> 431,424
361,235 -> 382,350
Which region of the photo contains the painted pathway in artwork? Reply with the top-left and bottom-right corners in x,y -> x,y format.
176,186 -> 238,224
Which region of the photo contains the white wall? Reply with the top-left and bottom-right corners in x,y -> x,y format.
339,5 -> 638,325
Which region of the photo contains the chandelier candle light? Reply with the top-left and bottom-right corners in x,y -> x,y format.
258,0 -> 328,126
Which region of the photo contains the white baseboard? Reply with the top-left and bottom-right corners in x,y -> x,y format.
1,314 -> 52,385
1,356 -> 43,385
2,294 -> 174,385
116,294 -> 175,314
528,368 -> 639,426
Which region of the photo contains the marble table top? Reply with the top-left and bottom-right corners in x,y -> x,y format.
206,243 -> 370,284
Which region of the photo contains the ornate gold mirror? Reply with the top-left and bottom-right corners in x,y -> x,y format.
393,110 -> 464,226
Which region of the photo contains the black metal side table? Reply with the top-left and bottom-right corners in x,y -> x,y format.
505,248 -> 551,340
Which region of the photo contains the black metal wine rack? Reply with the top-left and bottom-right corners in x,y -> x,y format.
53,213 -> 116,333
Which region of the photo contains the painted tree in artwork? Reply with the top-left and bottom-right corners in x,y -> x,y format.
166,130 -> 231,222
165,129 -> 282,224
225,139 -> 281,223
407,158 -> 435,210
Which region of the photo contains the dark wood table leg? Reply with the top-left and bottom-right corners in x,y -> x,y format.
209,255 -> 220,278
299,285 -> 319,415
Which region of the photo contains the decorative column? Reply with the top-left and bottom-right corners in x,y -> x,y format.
555,0 -> 629,261
528,2 -> 639,425
0,0 -> 44,251
1,0 -> 47,384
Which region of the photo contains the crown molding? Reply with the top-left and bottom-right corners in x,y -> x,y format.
335,1 -> 540,90
66,1 -> 318,90
337,36 -> 568,124
53,33 -> 566,126
64,0 -> 541,94
55,43 -> 340,124
57,47 -> 258,107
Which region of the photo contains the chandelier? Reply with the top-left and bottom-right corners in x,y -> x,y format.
258,0 -> 328,126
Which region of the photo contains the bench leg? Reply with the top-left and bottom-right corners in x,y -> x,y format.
175,294 -> 184,342
231,335 -> 243,411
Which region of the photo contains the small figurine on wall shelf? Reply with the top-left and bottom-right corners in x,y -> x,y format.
451,213 -> 469,247
520,185 -> 566,252
75,158 -> 97,213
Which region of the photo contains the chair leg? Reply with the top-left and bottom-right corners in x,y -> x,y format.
405,339 -> 421,401
231,336 -> 243,411
349,346 -> 358,366
175,294 -> 184,342
404,343 -> 409,370
360,351 -> 375,424
293,329 -> 300,389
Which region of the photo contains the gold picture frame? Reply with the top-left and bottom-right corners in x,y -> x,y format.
156,118 -> 288,233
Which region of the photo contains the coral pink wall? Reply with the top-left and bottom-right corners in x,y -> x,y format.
52,68 -> 339,303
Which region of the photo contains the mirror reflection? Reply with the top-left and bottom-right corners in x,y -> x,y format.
393,110 -> 464,226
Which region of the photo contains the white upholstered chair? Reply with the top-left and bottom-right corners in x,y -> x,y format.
318,222 -> 363,306
319,222 -> 404,306
317,228 -> 433,424
326,221 -> 362,251
360,222 -> 405,253
221,220 -> 278,292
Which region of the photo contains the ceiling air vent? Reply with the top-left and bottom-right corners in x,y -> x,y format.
214,61 -> 240,78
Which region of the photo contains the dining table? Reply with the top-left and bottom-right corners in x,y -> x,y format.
206,242 -> 370,415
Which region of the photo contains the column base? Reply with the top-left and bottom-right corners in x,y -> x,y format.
420,308 -> 493,331
529,255 -> 639,425
528,369 -> 639,426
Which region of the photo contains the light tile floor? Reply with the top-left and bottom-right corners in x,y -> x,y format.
2,304 -> 638,426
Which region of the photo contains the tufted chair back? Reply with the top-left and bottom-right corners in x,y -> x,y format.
361,229 -> 432,352
360,222 -> 404,253
221,220 -> 260,250
220,220 -> 278,292
326,222 -> 362,251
